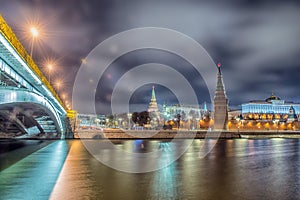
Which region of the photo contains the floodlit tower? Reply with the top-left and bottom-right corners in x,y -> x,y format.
148,85 -> 159,113
213,63 -> 229,130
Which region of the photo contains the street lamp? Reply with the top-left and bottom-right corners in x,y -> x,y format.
188,116 -> 192,130
196,118 -> 200,130
273,119 -> 279,133
30,27 -> 39,57
61,93 -> 66,100
127,113 -> 132,130
61,93 -> 68,105
118,118 -> 123,128
65,100 -> 71,110
236,117 -> 240,133
241,119 -> 245,131
55,80 -> 62,93
47,64 -> 53,83
95,118 -> 100,127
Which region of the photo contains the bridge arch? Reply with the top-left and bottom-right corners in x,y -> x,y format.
0,87 -> 64,136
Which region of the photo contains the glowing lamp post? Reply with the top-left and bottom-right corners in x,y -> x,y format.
118,118 -> 123,128
127,113 -> 132,130
241,119 -> 245,131
273,119 -> 279,133
188,116 -> 192,130
55,80 -> 62,93
61,93 -> 66,100
30,27 -> 39,57
47,64 -> 53,83
236,117 -> 240,133
196,118 -> 200,130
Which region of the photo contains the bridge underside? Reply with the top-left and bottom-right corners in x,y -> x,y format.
0,102 -> 61,138
0,16 -> 69,138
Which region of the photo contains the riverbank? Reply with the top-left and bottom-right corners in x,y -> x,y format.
0,139 -> 54,171
75,129 -> 300,139
2,129 -> 300,139
239,130 -> 300,139
77,130 -> 241,139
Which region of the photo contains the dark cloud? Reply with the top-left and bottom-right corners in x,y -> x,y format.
93,49 -> 210,114
1,0 -> 300,113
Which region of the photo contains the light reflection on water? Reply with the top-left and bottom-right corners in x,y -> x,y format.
1,139 -> 300,199
0,141 -> 68,200
50,139 -> 300,199
80,139 -> 193,173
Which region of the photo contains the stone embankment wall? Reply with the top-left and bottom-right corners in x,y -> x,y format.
75,129 -> 241,139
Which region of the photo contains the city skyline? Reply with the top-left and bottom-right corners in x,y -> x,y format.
2,2 -> 300,199
1,0 -> 300,113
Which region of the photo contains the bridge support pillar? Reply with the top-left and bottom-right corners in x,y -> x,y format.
63,110 -> 78,139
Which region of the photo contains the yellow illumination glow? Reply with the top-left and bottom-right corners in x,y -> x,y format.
47,64 -> 53,71
30,27 -> 39,37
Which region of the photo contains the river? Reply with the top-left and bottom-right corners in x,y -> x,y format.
0,138 -> 300,199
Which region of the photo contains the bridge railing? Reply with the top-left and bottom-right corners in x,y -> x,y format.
0,15 -> 66,111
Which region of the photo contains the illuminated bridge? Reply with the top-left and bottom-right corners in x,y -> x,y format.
0,15 -> 72,138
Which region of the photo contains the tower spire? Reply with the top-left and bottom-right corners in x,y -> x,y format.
151,85 -> 156,101
217,62 -> 222,74
148,85 -> 159,113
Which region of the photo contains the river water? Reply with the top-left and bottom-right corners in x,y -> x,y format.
0,138 -> 300,200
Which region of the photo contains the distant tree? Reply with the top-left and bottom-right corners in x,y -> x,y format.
203,112 -> 211,122
138,111 -> 151,126
131,111 -> 151,126
176,113 -> 181,129
107,115 -> 114,127
132,112 -> 139,124
181,111 -> 186,121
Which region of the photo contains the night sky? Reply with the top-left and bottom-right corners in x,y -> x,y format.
1,0 -> 300,114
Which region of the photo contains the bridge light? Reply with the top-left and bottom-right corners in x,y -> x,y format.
61,93 -> 66,99
30,27 -> 39,37
29,27 -> 39,57
81,58 -> 87,64
47,64 -> 53,71
47,64 -> 53,83
55,80 -> 62,92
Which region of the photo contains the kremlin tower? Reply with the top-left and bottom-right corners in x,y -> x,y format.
148,85 -> 160,128
213,63 -> 229,130
148,85 -> 159,113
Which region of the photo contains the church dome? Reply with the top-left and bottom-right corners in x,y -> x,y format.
265,93 -> 281,102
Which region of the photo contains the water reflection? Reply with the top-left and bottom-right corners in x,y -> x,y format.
2,139 -> 300,199
0,141 -> 68,199
52,139 -> 300,199
80,139 -> 193,173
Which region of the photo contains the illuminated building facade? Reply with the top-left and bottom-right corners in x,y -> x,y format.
162,103 -> 207,121
242,93 -> 300,120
